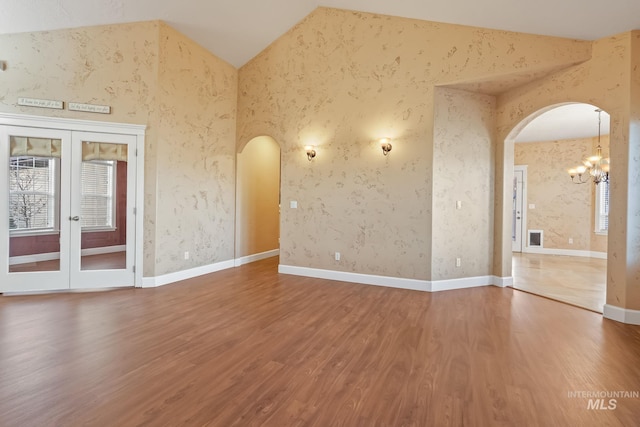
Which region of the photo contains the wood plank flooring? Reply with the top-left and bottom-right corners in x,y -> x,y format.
9,251 -> 126,273
1,257 -> 639,426
512,253 -> 606,313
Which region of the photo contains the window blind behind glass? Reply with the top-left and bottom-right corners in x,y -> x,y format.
81,161 -> 114,228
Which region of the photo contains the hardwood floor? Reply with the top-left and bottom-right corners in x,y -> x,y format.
8,258 -> 61,272
9,251 -> 126,273
1,257 -> 639,426
512,253 -> 606,313
80,251 -> 126,270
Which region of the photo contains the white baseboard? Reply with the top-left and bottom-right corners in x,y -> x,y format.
142,259 -> 236,288
493,276 -> 514,288
278,264 -> 511,293
278,264 -> 432,291
523,247 -> 607,259
589,251 -> 608,260
430,275 -> 495,292
9,246 -> 270,287
9,245 -> 127,266
234,249 -> 279,267
603,304 -> 640,325
141,250 -> 279,288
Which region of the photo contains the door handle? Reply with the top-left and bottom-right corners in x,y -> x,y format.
69,216 -> 80,221
517,217 -> 521,220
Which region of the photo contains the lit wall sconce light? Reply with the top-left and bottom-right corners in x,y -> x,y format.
305,145 -> 316,161
379,138 -> 392,156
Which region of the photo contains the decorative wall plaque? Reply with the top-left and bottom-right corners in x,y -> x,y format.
68,102 -> 111,114
17,97 -> 64,109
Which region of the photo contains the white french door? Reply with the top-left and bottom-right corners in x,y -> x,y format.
512,166 -> 527,253
0,126 -> 71,291
0,125 -> 138,292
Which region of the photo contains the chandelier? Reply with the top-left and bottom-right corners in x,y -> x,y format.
568,109 -> 609,185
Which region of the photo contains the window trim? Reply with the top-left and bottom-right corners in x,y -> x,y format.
9,229 -> 61,237
82,226 -> 118,233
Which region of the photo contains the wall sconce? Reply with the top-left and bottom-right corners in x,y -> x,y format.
305,145 -> 316,161
379,138 -> 392,156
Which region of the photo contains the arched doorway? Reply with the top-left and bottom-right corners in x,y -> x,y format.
505,103 -> 610,312
235,136 -> 281,265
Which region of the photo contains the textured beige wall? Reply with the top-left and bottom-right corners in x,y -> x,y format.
153,24 -> 237,276
497,32 -> 639,310
0,22 -> 161,276
627,32 -> 640,309
0,22 -> 238,277
514,136 -> 609,252
5,9 -> 635,310
432,88 -> 495,280
0,22 -> 159,123
238,7 -> 590,281
236,136 -> 280,258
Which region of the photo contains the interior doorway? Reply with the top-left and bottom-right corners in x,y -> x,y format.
506,103 -> 609,312
235,136 -> 281,266
0,115 -> 145,293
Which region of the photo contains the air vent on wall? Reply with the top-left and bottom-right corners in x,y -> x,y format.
528,230 -> 543,248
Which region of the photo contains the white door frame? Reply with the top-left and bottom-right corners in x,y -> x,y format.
0,113 -> 145,289
512,165 -> 528,253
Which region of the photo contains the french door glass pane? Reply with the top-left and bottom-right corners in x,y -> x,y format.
80,142 -> 127,271
8,138 -> 61,273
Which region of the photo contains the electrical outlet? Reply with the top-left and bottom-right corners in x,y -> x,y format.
456,257 -> 461,267
569,238 -> 573,245
335,252 -> 341,261
184,251 -> 190,260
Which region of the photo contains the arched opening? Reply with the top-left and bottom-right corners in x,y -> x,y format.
235,135 -> 281,265
505,103 -> 610,312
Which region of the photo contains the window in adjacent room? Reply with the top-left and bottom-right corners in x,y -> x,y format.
595,180 -> 609,234
9,156 -> 59,233
81,160 -> 117,231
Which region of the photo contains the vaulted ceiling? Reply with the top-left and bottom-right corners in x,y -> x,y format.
2,1 -> 631,140
2,0 -> 639,68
